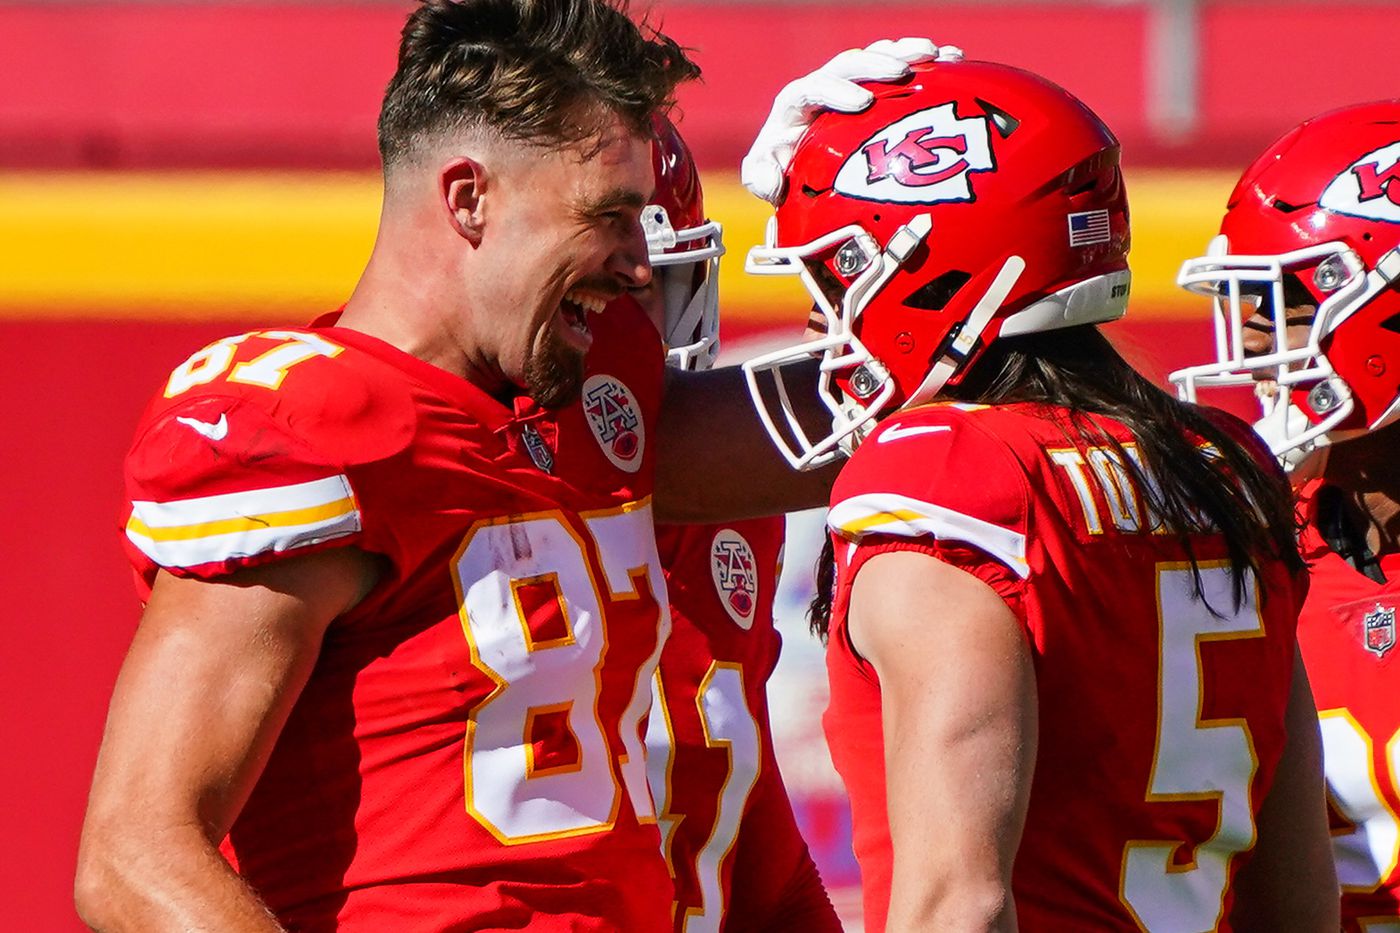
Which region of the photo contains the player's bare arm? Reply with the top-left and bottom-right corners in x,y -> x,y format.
849,548 -> 1035,933
75,548 -> 378,932
655,361 -> 840,523
1227,645 -> 1339,932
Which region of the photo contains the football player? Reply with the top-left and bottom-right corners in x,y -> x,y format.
739,54 -> 1337,930
1172,100 -> 1400,931
73,2 -> 832,930
636,115 -> 842,932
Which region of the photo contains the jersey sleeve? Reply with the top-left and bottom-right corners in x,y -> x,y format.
828,405 -> 1032,581
121,331 -> 416,584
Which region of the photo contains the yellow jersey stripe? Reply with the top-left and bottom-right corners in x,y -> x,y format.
828,492 -> 1030,579
835,508 -> 929,536
127,497 -> 356,543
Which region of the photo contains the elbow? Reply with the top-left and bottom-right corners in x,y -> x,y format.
889,882 -> 1015,933
945,889 -> 1015,933
74,842 -> 117,930
74,822 -> 146,931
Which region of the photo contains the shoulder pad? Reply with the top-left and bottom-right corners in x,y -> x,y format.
829,405 -> 1030,578
143,329 -> 417,466
123,329 -> 417,574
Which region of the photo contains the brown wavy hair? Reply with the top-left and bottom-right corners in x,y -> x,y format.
809,325 -> 1305,640
378,0 -> 699,165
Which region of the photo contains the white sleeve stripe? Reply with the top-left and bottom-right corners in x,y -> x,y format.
126,512 -> 362,569
129,475 -> 354,529
125,474 -> 363,569
827,492 -> 1030,579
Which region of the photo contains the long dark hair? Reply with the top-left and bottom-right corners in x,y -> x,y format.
809,325 -> 1304,640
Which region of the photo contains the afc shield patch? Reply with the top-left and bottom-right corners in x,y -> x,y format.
834,102 -> 994,205
1365,603 -> 1396,658
1319,140 -> 1400,225
711,529 -> 759,629
581,374 -> 644,474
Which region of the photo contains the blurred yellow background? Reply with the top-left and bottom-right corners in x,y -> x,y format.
3,169 -> 1235,317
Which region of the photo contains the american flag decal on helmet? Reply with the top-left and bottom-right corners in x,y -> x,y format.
1068,210 -> 1111,247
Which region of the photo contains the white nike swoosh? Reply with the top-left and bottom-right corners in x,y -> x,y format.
176,413 -> 229,441
876,422 -> 953,443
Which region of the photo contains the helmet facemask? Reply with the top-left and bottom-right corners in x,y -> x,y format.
643,203 -> 725,371
1167,100 -> 1400,477
742,215 -> 930,469
1172,234 -> 1400,469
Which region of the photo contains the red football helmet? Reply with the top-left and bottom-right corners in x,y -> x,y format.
1171,101 -> 1400,471
741,59 -> 1131,468
641,114 -> 725,371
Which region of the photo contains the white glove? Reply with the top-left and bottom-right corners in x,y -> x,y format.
741,38 -> 965,204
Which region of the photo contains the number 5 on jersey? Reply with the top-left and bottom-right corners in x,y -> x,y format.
1121,563 -> 1265,931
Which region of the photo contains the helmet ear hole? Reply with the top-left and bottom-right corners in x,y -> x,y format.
905,270 -> 973,311
1381,314 -> 1400,336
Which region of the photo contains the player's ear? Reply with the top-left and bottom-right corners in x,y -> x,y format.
440,157 -> 487,245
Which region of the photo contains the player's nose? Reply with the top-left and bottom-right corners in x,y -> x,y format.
1240,311 -> 1276,359
609,223 -> 653,290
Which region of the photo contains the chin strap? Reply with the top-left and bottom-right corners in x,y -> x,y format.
843,214 -> 933,335
904,255 -> 1027,410
1254,402 -> 1331,483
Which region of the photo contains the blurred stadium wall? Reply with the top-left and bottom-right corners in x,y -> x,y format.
2,1 -> 1393,928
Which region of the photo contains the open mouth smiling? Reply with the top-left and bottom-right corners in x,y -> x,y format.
555,287 -> 611,352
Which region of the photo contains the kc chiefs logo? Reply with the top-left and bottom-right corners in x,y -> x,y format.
1319,141 -> 1400,225
581,374 -> 645,473
835,102 -> 994,205
710,529 -> 759,629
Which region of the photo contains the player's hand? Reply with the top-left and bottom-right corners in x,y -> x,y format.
741,38 -> 965,204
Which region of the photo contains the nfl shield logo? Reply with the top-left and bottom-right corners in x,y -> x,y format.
710,529 -> 759,629
1365,603 -> 1396,658
581,374 -> 645,474
520,423 -> 554,474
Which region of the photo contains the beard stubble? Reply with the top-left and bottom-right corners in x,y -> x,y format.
525,329 -> 587,410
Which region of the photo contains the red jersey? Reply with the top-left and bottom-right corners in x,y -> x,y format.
646,518 -> 840,933
120,302 -> 674,931
821,402 -> 1304,933
1295,479 -> 1400,931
